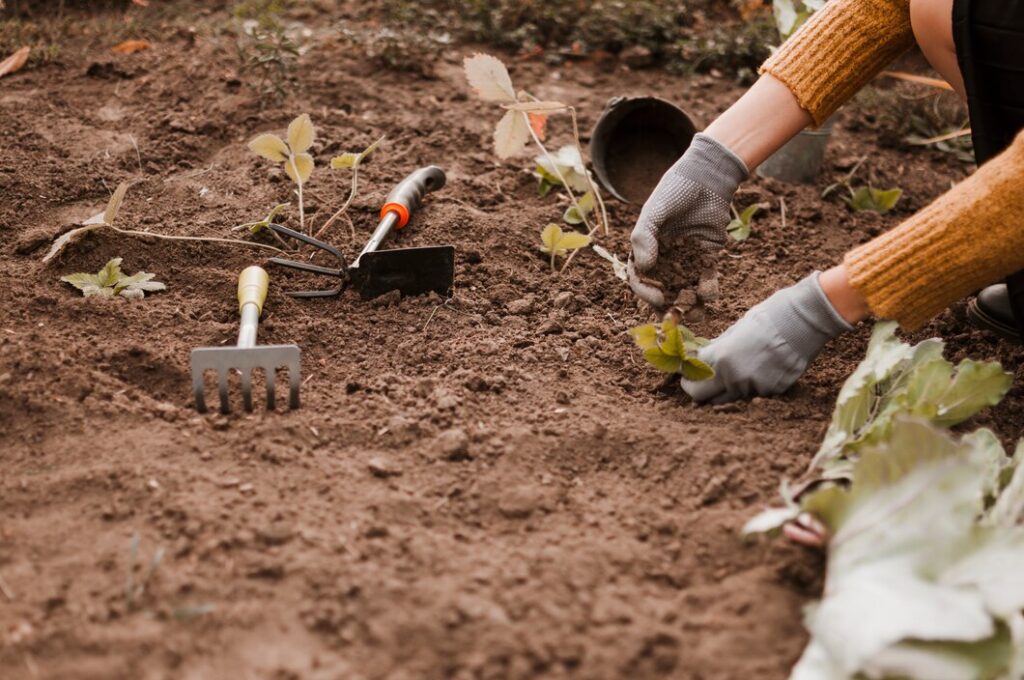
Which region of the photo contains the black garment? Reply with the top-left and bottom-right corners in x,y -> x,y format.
952,0 -> 1024,336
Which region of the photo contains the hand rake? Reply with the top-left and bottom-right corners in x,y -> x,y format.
190,266 -> 301,413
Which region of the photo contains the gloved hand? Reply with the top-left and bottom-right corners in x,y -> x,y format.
628,133 -> 749,308
682,272 -> 855,404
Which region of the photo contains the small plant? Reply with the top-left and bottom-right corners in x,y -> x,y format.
463,52 -> 609,254
317,134 -> 386,239
233,1 -> 300,106
563,191 -> 595,226
535,145 -> 591,197
540,223 -> 590,271
629,316 -> 714,380
823,158 -> 903,214
249,113 -> 315,234
726,203 -> 760,241
61,258 -> 166,300
43,182 -> 285,263
592,244 -> 627,281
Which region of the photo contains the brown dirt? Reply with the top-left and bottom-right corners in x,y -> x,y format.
2,4 -> 1023,680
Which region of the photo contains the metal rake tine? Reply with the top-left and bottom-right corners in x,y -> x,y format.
192,373 -> 207,413
218,369 -> 230,415
288,363 -> 301,410
241,369 -> 253,412
266,367 -> 276,411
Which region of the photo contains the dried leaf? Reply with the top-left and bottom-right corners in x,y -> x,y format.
249,133 -> 289,163
502,101 -> 567,113
463,53 -> 515,102
0,46 -> 30,78
43,224 -> 105,263
286,113 -> 314,154
111,40 -> 152,55
494,110 -> 530,159
104,181 -> 129,226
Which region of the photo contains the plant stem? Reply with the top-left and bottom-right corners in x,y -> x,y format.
317,162 -> 361,240
568,106 -> 609,236
523,111 -> 597,239
108,226 -> 286,254
287,155 -> 306,234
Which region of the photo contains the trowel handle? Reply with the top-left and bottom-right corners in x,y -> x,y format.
380,166 -> 446,230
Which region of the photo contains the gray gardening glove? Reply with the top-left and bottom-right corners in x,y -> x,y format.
628,133 -> 749,308
682,272 -> 855,404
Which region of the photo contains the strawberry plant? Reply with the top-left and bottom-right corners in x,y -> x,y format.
249,113 -> 315,234
823,158 -> 903,214
629,316 -> 714,381
318,134 -> 386,239
539,223 -> 590,271
60,258 -> 165,300
463,52 -> 609,264
726,203 -> 760,242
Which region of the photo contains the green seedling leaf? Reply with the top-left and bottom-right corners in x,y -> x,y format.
331,135 -> 384,170
592,245 -> 627,281
630,316 -> 713,380
249,113 -> 316,232
535,145 -> 591,193
563,191 -> 595,225
846,186 -> 903,214
234,203 -> 290,235
539,223 -> 591,269
726,203 -> 760,242
61,258 -> 165,300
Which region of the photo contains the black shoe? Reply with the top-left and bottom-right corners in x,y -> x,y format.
968,284 -> 1022,343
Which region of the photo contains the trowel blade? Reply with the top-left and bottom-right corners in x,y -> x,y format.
350,245 -> 455,301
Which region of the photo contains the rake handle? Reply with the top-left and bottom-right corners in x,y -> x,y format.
237,266 -> 268,349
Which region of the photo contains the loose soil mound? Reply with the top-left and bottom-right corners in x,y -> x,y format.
1,4 -> 1022,679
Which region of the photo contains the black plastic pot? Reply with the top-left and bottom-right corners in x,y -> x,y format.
589,96 -> 696,204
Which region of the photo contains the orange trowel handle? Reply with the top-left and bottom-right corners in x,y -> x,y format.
380,166 -> 447,229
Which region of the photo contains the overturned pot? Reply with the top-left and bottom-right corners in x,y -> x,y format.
756,118 -> 835,184
590,96 -> 696,204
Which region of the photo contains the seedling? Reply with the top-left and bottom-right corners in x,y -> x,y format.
463,53 -> 609,250
43,182 -> 285,264
535,145 -> 591,197
540,223 -> 590,271
823,157 -> 903,214
629,316 -> 714,381
593,245 -> 627,281
249,113 -> 315,234
61,258 -> 165,300
563,191 -> 595,226
726,203 -> 760,241
317,134 -> 386,239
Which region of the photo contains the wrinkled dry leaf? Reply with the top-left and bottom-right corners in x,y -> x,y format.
104,181 -> 130,226
494,110 -> 530,159
111,40 -> 152,55
463,53 -> 515,102
0,46 -> 30,78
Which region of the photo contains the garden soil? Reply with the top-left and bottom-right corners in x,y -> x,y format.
2,4 -> 1024,679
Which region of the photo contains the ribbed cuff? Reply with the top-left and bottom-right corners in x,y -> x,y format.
759,0 -> 916,126
672,133 -> 749,200
773,272 -> 854,359
845,131 -> 1024,330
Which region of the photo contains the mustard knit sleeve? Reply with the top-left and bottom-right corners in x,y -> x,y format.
845,131 -> 1024,331
760,0 -> 915,126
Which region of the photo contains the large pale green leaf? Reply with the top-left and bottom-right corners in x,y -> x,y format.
862,627 -> 1014,680
940,529 -> 1024,619
933,360 -> 1013,427
987,442 -> 1024,527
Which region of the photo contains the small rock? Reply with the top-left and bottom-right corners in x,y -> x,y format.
371,289 -> 402,307
537,319 -> 563,335
368,456 -> 402,478
552,291 -> 575,310
507,297 -> 535,315
701,475 -> 728,505
246,560 -> 285,580
498,484 -> 546,519
257,524 -> 294,546
434,428 -> 470,461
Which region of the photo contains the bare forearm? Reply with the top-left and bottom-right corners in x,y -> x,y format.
703,74 -> 814,172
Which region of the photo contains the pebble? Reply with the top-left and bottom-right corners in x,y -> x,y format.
371,289 -> 401,307
368,456 -> 402,478
552,291 -> 575,310
507,298 -> 534,315
498,485 -> 547,519
257,524 -> 294,546
434,428 -> 470,461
